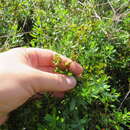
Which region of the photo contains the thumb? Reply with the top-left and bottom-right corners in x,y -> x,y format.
28,68 -> 77,93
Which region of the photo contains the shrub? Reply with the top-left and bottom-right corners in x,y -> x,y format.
0,0 -> 130,129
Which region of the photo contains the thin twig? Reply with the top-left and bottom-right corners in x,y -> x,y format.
92,8 -> 108,35
94,10 -> 101,20
116,2 -> 128,12
107,0 -> 116,15
113,10 -> 130,22
23,17 -> 27,29
78,1 -> 85,6
118,90 -> 130,110
0,31 -> 32,38
96,1 -> 115,6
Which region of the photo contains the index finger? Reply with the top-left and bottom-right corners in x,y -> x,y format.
26,48 -> 83,76
55,55 -> 83,76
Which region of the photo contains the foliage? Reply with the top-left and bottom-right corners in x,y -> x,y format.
0,0 -> 130,129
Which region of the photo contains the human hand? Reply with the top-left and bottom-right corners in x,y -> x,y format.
0,48 -> 83,124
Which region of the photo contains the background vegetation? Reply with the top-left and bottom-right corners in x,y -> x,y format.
0,0 -> 130,129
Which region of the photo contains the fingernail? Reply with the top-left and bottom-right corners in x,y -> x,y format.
66,76 -> 77,88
